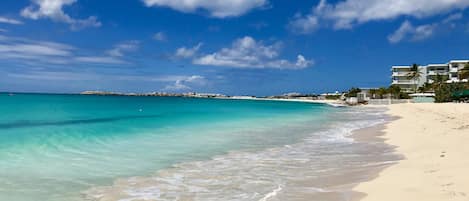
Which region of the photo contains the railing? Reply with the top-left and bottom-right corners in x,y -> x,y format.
428,71 -> 449,75
392,80 -> 416,84
392,72 -> 410,76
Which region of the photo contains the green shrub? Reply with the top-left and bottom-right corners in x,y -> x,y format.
325,95 -> 341,100
399,92 -> 410,99
345,87 -> 361,97
434,83 -> 467,103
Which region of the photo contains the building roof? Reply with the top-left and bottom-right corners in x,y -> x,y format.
391,65 -> 411,69
449,60 -> 469,63
427,63 -> 448,67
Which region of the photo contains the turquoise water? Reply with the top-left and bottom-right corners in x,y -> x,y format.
0,94 -> 341,201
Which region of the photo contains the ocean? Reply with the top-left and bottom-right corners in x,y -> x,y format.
0,94 -> 397,201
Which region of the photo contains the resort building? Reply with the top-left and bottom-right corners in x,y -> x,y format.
391,59 -> 469,93
391,65 -> 427,93
449,60 -> 469,82
426,63 -> 448,84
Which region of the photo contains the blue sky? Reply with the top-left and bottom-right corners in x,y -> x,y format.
1,0 -> 469,95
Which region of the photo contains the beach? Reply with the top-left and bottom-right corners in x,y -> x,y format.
4,94 -> 468,201
355,103 -> 469,201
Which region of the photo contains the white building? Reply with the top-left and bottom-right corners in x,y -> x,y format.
448,60 -> 469,83
426,63 -> 448,84
391,60 -> 469,92
391,65 -> 427,93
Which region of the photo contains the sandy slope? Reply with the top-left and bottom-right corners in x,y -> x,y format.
355,103 -> 469,201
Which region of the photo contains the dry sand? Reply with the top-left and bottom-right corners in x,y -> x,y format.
355,103 -> 469,201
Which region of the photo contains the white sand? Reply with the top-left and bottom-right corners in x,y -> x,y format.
223,97 -> 344,106
355,103 -> 469,201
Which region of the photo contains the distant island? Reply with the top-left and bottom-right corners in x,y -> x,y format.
80,90 -> 330,100
80,90 -> 229,98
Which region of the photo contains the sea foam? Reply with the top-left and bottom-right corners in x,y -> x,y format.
84,107 -> 398,201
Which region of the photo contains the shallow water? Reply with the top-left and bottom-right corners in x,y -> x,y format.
0,94 -> 397,201
85,107 -> 398,201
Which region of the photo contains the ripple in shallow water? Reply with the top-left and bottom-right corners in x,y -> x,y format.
84,109 -> 399,201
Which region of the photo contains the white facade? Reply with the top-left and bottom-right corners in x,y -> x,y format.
426,63 -> 448,84
391,60 -> 469,92
448,60 -> 469,83
391,65 -> 427,93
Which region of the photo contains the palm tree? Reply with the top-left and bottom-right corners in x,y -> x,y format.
418,86 -> 426,93
407,63 -> 422,93
388,85 -> 401,99
433,73 -> 448,87
459,62 -> 469,80
419,82 -> 433,92
377,87 -> 388,99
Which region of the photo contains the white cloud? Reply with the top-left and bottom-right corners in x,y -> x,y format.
142,0 -> 268,18
388,21 -> 436,43
288,14 -> 319,34
0,17 -> 23,25
0,29 -> 7,33
388,12 -> 464,44
443,13 -> 463,23
0,43 -> 71,56
175,43 -> 203,58
0,36 -> 73,63
295,55 -> 311,68
291,0 -> 469,32
21,0 -> 101,30
6,71 -> 204,86
162,75 -> 207,91
7,71 -> 98,81
193,36 -> 313,69
106,40 -> 140,57
74,56 -> 126,64
153,32 -> 167,41
0,35 -> 128,65
69,16 -> 101,30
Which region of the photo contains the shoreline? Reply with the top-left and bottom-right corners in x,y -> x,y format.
83,106 -> 392,201
347,117 -> 401,201
220,96 -> 345,106
354,103 -> 469,201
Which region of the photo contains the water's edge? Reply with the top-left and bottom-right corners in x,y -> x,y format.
84,106 -> 400,201
348,112 -> 402,201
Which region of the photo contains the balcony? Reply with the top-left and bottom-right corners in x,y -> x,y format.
450,68 -> 459,73
392,80 -> 417,84
392,72 -> 411,77
427,71 -> 449,76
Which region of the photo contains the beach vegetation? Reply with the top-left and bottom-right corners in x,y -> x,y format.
376,87 -> 388,99
432,73 -> 448,88
418,83 -> 433,93
325,95 -> 341,100
345,87 -> 361,97
356,86 -> 409,100
399,92 -> 410,99
407,63 -> 422,92
388,85 -> 401,99
434,82 -> 467,102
